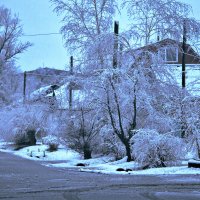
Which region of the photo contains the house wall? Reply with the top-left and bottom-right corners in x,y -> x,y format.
165,47 -> 200,65
177,49 -> 200,65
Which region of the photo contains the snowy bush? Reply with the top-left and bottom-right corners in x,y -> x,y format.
100,125 -> 126,160
60,108 -> 103,159
42,135 -> 59,152
1,106 -> 47,146
12,128 -> 27,146
132,129 -> 185,168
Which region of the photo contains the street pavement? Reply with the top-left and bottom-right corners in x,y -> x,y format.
1,151 -> 200,200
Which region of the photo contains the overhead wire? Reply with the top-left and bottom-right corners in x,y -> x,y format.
26,72 -> 71,78
24,71 -> 90,79
22,32 -> 61,37
20,25 -> 148,37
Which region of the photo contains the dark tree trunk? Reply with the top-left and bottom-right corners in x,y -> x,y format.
196,138 -> 200,159
26,130 -> 36,145
83,143 -> 92,159
156,161 -> 166,168
123,139 -> 132,162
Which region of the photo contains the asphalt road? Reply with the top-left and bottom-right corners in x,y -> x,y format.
1,151 -> 200,200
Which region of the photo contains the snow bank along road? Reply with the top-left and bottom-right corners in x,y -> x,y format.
1,151 -> 200,200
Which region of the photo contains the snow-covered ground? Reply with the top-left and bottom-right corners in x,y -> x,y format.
1,141 -> 200,175
171,65 -> 200,96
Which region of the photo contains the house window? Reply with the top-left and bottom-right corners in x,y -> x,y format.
159,47 -> 178,62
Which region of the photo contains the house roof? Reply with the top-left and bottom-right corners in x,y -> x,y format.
28,82 -> 86,110
136,38 -> 178,52
135,38 -> 200,65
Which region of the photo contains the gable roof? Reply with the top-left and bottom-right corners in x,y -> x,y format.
135,38 -> 200,65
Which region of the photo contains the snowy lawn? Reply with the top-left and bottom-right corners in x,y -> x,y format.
1,141 -> 200,175
0,142 -> 81,161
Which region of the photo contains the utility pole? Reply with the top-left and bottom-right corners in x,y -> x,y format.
69,56 -> 73,110
119,43 -> 123,68
70,56 -> 74,75
181,19 -> 187,138
23,71 -> 27,104
182,19 -> 187,89
113,21 -> 119,69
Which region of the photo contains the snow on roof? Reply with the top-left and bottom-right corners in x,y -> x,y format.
29,85 -> 56,101
29,82 -> 86,109
53,83 -> 86,109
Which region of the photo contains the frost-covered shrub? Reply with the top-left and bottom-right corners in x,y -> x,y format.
61,109 -> 103,160
12,128 -> 27,145
100,126 -> 126,160
66,122 -> 100,159
1,106 -> 47,146
42,135 -> 59,152
12,128 -> 37,146
132,129 -> 185,168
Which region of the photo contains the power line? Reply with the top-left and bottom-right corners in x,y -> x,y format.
26,72 -> 69,78
22,32 -> 61,37
25,72 -> 88,78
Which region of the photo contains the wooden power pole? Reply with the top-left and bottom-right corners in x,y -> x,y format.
181,19 -> 187,138
70,56 -> 74,75
182,20 -> 187,89
113,21 -> 119,69
69,56 -> 73,110
23,71 -> 27,104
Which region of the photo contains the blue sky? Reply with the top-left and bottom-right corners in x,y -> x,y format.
1,0 -> 200,72
1,0 -> 67,71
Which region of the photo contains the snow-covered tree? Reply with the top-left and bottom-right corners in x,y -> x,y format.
0,61 -> 18,105
51,0 -> 117,70
0,6 -> 31,106
122,0 -> 200,45
86,48 -> 179,161
50,0 -> 196,163
99,69 -> 137,162
180,96 -> 200,157
0,6 -> 31,63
